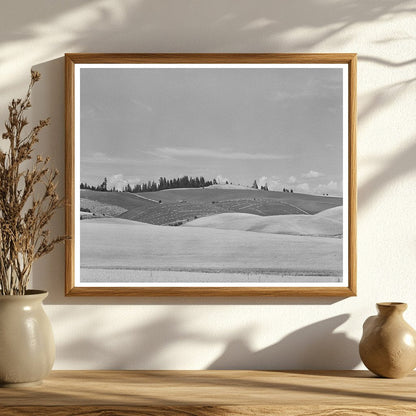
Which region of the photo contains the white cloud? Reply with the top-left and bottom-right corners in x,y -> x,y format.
152,147 -> 291,161
255,176 -> 283,191
251,175 -> 340,196
257,176 -> 268,188
302,170 -> 324,178
215,174 -> 230,185
107,173 -> 141,191
327,180 -> 338,190
295,183 -> 310,193
315,181 -> 339,195
81,152 -> 138,166
268,180 -> 283,191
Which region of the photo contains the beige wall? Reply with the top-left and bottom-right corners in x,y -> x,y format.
1,0 -> 415,369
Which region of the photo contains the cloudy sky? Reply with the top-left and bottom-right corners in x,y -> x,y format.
80,66 -> 344,195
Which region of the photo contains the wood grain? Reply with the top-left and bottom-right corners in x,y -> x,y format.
64,53 -> 357,297
1,370 -> 415,416
3,405 -> 416,416
65,53 -> 357,64
348,55 -> 358,296
65,286 -> 356,297
65,54 -> 75,296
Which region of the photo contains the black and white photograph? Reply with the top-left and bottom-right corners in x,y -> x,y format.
66,54 -> 356,295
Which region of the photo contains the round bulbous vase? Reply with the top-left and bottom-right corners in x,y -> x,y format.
359,302 -> 416,378
0,290 -> 55,387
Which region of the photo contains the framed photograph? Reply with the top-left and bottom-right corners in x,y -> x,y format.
65,53 -> 356,296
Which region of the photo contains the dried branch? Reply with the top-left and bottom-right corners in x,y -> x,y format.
0,71 -> 66,295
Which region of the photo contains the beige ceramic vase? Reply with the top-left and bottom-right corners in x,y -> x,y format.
359,302 -> 416,378
0,290 -> 55,387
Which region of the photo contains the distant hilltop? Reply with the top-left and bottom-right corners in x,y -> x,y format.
163,184 -> 254,191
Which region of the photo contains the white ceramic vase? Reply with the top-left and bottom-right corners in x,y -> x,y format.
0,290 -> 55,387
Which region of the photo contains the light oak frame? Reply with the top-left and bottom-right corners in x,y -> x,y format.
65,53 -> 357,297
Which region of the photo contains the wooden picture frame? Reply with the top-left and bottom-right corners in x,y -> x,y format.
65,53 -> 356,296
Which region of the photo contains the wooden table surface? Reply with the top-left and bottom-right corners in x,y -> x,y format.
1,370 -> 415,415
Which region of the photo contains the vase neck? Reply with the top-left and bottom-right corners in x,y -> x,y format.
377,302 -> 407,316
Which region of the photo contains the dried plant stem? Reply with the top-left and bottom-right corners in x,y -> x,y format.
0,71 -> 65,295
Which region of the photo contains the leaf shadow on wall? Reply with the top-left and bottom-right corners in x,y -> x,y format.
53,307 -> 359,370
1,0 -> 414,96
26,0 -> 416,306
208,314 -> 360,370
54,311 -> 216,369
359,138 -> 416,210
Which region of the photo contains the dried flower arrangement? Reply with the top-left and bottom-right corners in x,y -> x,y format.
0,71 -> 65,295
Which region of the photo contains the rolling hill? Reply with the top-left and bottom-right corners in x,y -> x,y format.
142,187 -> 341,212
81,189 -> 157,210
80,188 -> 343,226
184,206 -> 343,238
80,217 -> 342,283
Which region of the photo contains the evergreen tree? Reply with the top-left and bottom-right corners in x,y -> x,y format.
100,177 -> 107,191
